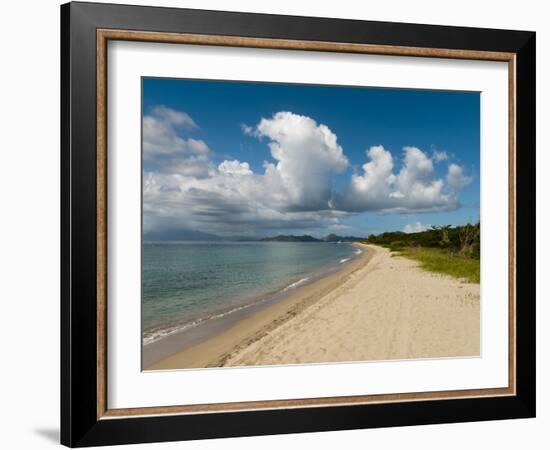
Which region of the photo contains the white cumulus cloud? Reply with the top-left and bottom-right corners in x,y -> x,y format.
256,111 -> 348,211
403,222 -> 431,233
218,160 -> 253,176
143,109 -> 349,236
447,163 -> 473,191
336,145 -> 456,213
142,107 -> 473,237
143,105 -> 209,160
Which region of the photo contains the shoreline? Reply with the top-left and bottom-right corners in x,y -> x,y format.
148,244 -> 480,370
145,243 -> 374,370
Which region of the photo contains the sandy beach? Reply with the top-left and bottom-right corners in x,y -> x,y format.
148,244 -> 480,370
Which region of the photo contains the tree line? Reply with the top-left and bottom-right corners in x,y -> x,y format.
363,222 -> 480,260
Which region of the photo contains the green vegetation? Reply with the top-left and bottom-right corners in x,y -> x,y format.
363,223 -> 480,283
396,247 -> 480,283
323,233 -> 365,242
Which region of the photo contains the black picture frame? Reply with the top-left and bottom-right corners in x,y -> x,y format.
61,1 -> 535,447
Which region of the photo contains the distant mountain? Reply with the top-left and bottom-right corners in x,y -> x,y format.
322,233 -> 365,242
260,234 -> 323,242
143,230 -> 367,243
143,228 -> 221,241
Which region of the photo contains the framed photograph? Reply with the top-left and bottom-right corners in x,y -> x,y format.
61,1 -> 536,447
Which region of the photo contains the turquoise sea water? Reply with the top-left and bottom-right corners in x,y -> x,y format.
142,241 -> 361,345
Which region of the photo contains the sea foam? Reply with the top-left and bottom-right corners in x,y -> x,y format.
282,277 -> 311,292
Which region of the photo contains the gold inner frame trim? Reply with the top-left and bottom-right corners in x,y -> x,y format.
96,28 -> 517,420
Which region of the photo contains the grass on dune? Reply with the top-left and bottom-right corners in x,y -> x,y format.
393,247 -> 480,284
362,222 -> 481,283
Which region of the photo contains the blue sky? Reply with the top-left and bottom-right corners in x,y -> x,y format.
142,77 -> 479,238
